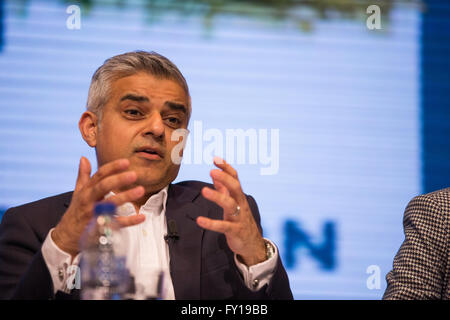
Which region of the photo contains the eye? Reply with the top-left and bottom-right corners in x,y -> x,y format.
165,117 -> 181,127
124,109 -> 143,117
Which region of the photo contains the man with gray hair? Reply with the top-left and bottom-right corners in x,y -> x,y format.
0,51 -> 292,300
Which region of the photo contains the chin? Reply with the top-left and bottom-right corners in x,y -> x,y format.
136,174 -> 169,190
135,165 -> 180,189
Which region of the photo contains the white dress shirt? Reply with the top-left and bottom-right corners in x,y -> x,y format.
41,186 -> 279,299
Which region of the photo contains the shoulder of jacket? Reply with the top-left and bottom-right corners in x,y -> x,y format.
4,191 -> 73,219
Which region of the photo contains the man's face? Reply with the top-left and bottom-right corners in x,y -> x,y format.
93,72 -> 189,193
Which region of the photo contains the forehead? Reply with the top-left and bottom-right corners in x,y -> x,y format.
110,72 -> 188,104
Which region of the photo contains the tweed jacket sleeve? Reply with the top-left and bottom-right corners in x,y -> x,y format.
383,188 -> 450,300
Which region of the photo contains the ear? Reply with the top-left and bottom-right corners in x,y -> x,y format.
79,111 -> 99,147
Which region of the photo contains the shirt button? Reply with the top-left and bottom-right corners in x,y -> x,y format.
252,279 -> 259,289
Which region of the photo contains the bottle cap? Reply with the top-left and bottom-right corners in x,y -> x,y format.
94,202 -> 116,216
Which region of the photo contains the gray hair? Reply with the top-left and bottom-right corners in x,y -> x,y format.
86,51 -> 191,122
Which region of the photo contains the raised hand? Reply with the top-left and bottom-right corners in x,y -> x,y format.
196,157 -> 266,266
52,157 -> 146,257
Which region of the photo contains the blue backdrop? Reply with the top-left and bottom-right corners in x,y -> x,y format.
0,0 -> 449,299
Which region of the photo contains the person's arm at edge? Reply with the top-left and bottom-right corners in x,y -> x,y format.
383,194 -> 448,299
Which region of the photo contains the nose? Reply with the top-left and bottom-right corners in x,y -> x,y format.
143,112 -> 165,139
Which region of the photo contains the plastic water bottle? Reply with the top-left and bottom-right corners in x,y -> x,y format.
79,202 -> 132,300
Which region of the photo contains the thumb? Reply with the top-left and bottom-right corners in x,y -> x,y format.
74,156 -> 91,191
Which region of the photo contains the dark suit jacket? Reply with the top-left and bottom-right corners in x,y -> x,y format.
0,180 -> 293,300
383,188 -> 450,299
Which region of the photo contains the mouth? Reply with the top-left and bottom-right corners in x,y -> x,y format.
135,146 -> 164,160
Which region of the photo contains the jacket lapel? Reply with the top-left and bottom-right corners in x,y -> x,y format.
165,183 -> 206,300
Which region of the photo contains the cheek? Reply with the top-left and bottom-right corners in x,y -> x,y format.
98,126 -> 133,156
165,138 -> 184,164
166,129 -> 187,149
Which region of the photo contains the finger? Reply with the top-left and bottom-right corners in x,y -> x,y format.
210,169 -> 246,203
213,157 -> 238,180
75,157 -> 92,192
104,186 -> 145,208
88,170 -> 138,202
196,216 -> 234,234
201,187 -> 238,218
88,158 -> 130,187
116,214 -> 146,228
213,180 -> 229,196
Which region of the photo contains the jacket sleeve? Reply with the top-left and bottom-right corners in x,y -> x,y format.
383,194 -> 449,299
0,207 -> 55,300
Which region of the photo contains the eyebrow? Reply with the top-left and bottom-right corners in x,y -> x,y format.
119,93 -> 187,114
164,101 -> 187,115
119,94 -> 149,103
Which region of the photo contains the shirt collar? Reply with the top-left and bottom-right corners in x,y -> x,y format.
105,185 -> 169,217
